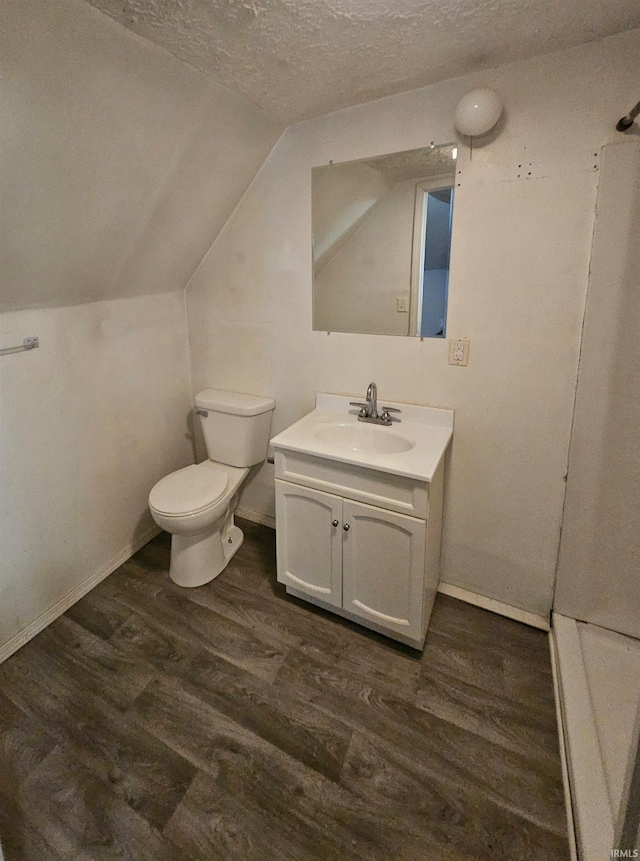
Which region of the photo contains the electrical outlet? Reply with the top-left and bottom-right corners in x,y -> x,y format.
448,337 -> 469,366
396,296 -> 408,313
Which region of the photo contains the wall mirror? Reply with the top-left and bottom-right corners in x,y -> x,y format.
312,143 -> 457,337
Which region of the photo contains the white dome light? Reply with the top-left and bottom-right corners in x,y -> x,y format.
454,88 -> 503,137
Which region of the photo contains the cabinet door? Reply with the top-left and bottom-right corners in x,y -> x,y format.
342,499 -> 425,641
275,480 -> 343,608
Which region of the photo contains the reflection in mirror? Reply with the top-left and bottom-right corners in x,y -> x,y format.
312,143 -> 456,337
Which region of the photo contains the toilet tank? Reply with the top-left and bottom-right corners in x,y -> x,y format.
194,388 -> 275,468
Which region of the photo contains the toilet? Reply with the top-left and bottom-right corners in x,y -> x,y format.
148,388 -> 275,587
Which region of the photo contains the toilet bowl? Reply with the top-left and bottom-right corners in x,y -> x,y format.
148,389 -> 274,587
149,461 -> 248,587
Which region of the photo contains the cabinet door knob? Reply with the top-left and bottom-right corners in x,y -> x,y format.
343,523 -> 350,532
332,519 -> 339,527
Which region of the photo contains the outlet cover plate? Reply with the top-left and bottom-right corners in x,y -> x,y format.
449,337 -> 469,366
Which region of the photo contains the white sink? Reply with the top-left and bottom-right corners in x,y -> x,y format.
314,422 -> 414,455
271,394 -> 454,482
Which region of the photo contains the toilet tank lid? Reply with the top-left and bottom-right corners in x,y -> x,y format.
194,388 -> 275,417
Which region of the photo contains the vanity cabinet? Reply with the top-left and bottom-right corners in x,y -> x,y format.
275,482 -> 343,609
274,449 -> 444,649
342,499 -> 425,640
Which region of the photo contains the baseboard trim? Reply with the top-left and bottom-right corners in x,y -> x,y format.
0,525 -> 161,664
437,582 -> 550,631
548,627 -> 579,861
237,506 -> 276,530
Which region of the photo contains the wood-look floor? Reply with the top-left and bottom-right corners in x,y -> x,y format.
0,520 -> 568,860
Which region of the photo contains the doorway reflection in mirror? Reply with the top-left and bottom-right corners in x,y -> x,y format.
415,186 -> 454,338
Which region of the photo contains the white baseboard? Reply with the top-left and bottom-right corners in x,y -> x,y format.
0,525 -> 161,664
548,627 -> 579,861
437,581 -> 550,631
236,506 -> 276,530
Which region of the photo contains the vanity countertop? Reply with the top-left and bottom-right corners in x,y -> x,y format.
270,393 -> 453,483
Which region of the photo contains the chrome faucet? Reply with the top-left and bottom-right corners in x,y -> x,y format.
366,382 -> 378,419
350,382 -> 401,426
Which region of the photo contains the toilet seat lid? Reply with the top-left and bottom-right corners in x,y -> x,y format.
149,462 -> 228,516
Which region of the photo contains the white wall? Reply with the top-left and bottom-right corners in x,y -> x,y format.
0,0 -> 282,312
312,162 -> 393,274
314,180 -> 415,335
0,0 -> 282,658
554,140 -> 640,638
186,29 -> 640,618
0,293 -> 193,658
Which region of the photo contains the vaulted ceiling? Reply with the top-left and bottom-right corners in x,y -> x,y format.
85,0 -> 640,121
1,0 -> 283,312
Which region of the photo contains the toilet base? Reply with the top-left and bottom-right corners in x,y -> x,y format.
169,512 -> 244,588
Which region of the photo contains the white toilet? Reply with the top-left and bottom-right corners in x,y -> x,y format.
148,388 -> 275,587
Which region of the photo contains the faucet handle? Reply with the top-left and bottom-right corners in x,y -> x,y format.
380,406 -> 401,422
350,401 -> 369,417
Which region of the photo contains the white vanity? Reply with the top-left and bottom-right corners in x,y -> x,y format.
270,393 -> 453,649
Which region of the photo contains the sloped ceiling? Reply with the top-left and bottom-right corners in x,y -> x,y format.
85,0 -> 640,121
1,0 -> 282,312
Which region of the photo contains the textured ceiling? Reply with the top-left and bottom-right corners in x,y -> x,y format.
85,0 -> 640,121
359,144 -> 457,183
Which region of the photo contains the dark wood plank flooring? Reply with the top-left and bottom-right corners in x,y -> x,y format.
0,520 -> 568,860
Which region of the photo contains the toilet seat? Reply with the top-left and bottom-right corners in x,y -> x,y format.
149,461 -> 229,517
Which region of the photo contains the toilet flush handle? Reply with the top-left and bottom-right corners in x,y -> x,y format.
195,408 -> 208,417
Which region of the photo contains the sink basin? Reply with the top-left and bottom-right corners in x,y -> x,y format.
314,422 -> 415,455
270,393 -> 453,481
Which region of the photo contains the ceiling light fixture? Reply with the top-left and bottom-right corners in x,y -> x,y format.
454,88 -> 503,138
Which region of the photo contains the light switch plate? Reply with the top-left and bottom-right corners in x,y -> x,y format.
449,337 -> 469,366
396,296 -> 409,313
